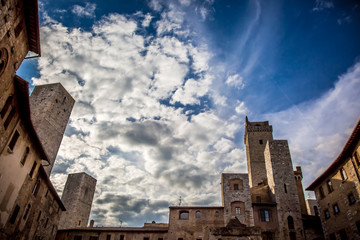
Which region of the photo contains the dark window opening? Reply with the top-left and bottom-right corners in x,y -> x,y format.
78,220 -> 81,226
89,237 -> 99,240
354,152 -> 360,166
284,183 -> 287,193
256,196 -> 261,203
36,211 -> 42,221
329,233 -> 336,240
106,235 -> 111,240
261,232 -> 274,240
120,235 -> 124,240
8,130 -> 19,151
287,216 -> 294,229
314,206 -> 319,216
215,211 -> 219,217
348,193 -> 356,205
324,209 -> 330,219
14,20 -> 24,37
259,139 -> 263,144
233,184 -> 239,190
74,235 -> 82,240
158,238 -> 163,240
179,211 -> 189,219
327,180 -> 334,193
143,237 -> 149,240
289,232 -> 296,240
260,209 -> 270,222
21,147 -> 30,165
4,108 -> 15,129
23,204 -> 31,220
0,48 -> 9,76
356,221 -> 360,234
32,180 -> 40,196
44,218 -> 49,228
29,162 -> 37,178
318,186 -> 325,199
0,95 -> 12,118
333,204 -> 340,214
178,238 -> 183,240
9,205 -> 20,224
339,229 -> 348,240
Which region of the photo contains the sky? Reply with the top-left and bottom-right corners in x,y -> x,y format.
17,0 -> 360,227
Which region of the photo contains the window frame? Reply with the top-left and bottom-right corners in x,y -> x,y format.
179,211 -> 189,220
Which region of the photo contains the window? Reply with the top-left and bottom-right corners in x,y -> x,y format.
261,232 -> 274,240
256,196 -> 261,203
37,211 -> 42,221
259,140 -> 263,144
234,184 -> 239,190
260,209 -> 270,222
178,238 -> 183,240
120,235 -> 124,240
32,180 -> 40,196
314,206 -> 319,216
9,205 -> 20,224
44,218 -> 49,228
179,211 -> 189,219
4,108 -> 15,129
354,152 -> 360,166
318,186 -> 325,199
73,236 -> 82,240
287,216 -> 294,229
195,211 -> 201,218
89,237 -> 99,240
329,233 -> 336,240
284,183 -> 287,193
143,238 -> 149,240
324,209 -> 330,219
106,235 -> 111,240
356,221 -> 360,234
333,204 -> 340,214
196,238 -> 202,240
348,193 -> 356,205
78,220 -> 81,226
340,168 -> 347,180
14,19 -> 24,37
0,48 -> 9,76
23,204 -> 31,220
8,130 -> 19,151
235,207 -> 241,215
339,229 -> 348,240
0,95 -> 12,118
158,238 -> 163,240
326,180 -> 334,193
289,232 -> 296,240
215,211 -> 219,217
29,162 -> 37,178
21,147 -> 30,165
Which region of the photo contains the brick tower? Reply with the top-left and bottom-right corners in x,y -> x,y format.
30,83 -> 75,175
244,117 -> 273,187
294,166 -> 307,215
58,172 -> 97,229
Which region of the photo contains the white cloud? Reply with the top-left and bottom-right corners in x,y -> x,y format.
226,74 -> 245,89
312,0 -> 334,12
72,2 -> 96,18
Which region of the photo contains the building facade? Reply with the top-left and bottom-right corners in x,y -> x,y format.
307,118 -> 360,240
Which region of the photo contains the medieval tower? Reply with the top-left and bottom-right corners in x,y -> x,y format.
58,172 -> 97,229
30,83 -> 75,175
244,117 -> 273,187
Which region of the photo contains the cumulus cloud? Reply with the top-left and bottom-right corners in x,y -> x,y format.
72,2 -> 96,18
226,74 -> 245,89
36,7 -> 244,226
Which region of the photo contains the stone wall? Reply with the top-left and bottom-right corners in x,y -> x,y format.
221,173 -> 254,226
59,172 -> 97,229
30,83 -> 75,176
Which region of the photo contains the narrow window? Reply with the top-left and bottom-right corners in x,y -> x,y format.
289,232 -> 296,240
348,193 -> 356,205
14,20 -> 24,37
339,229 -> 348,240
44,218 -> 49,228
318,186 -> 325,199
23,204 -> 31,220
179,211 -> 189,219
233,184 -> 239,190
314,206 -> 319,216
36,211 -> 42,221
259,139 -> 263,144
20,147 -> 30,165
260,209 -> 270,222
4,108 -> 15,129
333,204 -> 340,214
158,238 -> 163,240
178,238 -> 183,240
287,216 -> 294,229
329,233 -> 336,240
0,95 -> 12,118
235,207 -> 241,215
78,220 -> 81,226
196,239 -> 202,240
356,221 -> 360,234
120,235 -> 124,240
74,236 -> 82,240
29,162 -> 37,178
256,196 -> 261,203
340,168 -> 347,181
8,130 -> 19,151
32,180 -> 40,196
215,211 -> 219,217
9,205 -> 20,224
195,211 -> 201,218
143,237 -> 149,240
45,190 -> 48,198
284,183 -> 287,193
106,235 -> 111,240
354,152 -> 360,166
324,209 -> 330,219
326,180 -> 334,193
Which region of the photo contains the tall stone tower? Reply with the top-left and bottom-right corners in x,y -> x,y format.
30,83 -> 75,175
221,173 -> 254,226
264,140 -> 304,240
58,172 -> 97,229
294,166 -> 307,215
244,117 -> 273,187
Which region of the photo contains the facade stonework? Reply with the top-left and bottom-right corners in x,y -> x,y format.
59,172 -> 97,229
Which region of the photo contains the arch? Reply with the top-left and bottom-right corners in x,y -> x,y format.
287,216 -> 294,229
179,211 -> 189,219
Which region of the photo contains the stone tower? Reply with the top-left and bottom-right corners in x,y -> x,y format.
30,83 -> 75,176
58,172 -> 97,229
244,117 -> 273,187
221,173 -> 254,226
294,166 -> 307,215
264,140 -> 304,240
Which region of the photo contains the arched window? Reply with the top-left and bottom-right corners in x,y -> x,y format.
287,216 -> 294,229
179,211 -> 189,219
195,211 -> 201,218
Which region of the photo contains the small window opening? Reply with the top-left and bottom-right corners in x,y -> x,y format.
324,209 -> 330,219
29,162 -> 37,178
0,95 -> 12,118
348,193 -> 356,205
36,211 -> 42,221
20,147 -> 30,165
259,139 -> 263,144
106,235 -> 111,240
144,237 -> 150,240
8,130 -> 19,151
319,186 -> 325,199
9,205 -> 20,224
32,180 -> 40,196
256,196 -> 261,203
23,204 -> 31,220
235,207 -> 241,215
327,180 -> 334,193
4,108 -> 15,129
120,235 -> 124,240
314,206 -> 319,216
233,184 -> 239,190
195,211 -> 201,218
284,183 -> 287,193
215,211 -> 219,217
340,168 -> 347,180
78,220 -> 81,226
44,218 -> 49,228
287,216 -> 294,229
260,209 -> 270,222
333,204 -> 340,214
179,211 -> 189,219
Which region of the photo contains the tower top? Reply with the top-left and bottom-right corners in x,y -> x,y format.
244,117 -> 273,141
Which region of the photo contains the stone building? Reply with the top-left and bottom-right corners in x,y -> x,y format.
56,118 -> 324,240
307,118 -> 360,240
59,172 -> 97,229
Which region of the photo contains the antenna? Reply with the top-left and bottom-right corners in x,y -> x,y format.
178,196 -> 182,206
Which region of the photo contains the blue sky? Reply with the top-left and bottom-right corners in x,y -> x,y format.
18,0 -> 360,227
